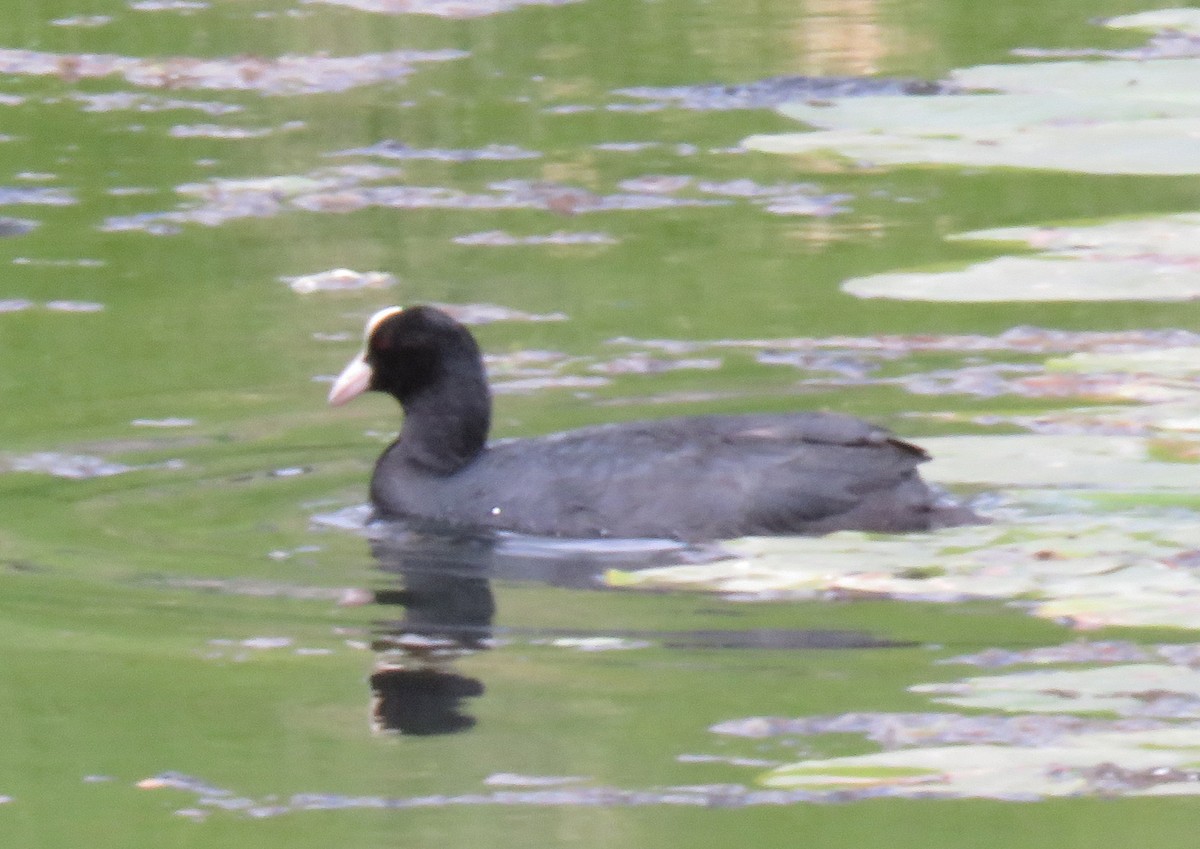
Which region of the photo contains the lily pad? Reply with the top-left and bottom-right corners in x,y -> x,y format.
761,728 -> 1200,798
1104,9 -> 1200,36
921,434 -> 1200,489
912,664 -> 1200,718
843,213 -> 1200,302
745,48 -> 1200,175
843,255 -> 1200,302
608,434 -> 1200,630
1046,347 -> 1200,378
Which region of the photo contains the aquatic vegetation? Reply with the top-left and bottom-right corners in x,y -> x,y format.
8,0 -> 1200,841
746,14 -> 1200,176
613,76 -> 953,111
843,214 -> 1200,302
608,475 -> 1200,630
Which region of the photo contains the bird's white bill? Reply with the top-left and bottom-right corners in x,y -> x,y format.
328,354 -> 374,406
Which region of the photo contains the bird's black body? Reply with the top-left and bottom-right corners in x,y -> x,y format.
332,306 -> 975,541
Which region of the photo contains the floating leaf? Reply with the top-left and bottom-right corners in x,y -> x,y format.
843,255 -> 1200,302
1104,8 -> 1200,36
746,55 -> 1200,175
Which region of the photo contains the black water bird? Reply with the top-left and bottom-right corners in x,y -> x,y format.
329,306 -> 975,541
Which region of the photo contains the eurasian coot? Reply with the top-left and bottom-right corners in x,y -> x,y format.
329,305 -> 975,541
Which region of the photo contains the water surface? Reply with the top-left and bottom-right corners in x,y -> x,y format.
3,0 -> 1200,846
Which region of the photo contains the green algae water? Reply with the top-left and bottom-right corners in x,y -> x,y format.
4,0 -> 1200,846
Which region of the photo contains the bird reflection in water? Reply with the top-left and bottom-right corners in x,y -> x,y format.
368,522 -> 495,735
364,519 -> 697,735
364,519 -> 908,735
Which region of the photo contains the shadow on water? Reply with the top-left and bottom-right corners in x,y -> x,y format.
366,519 -> 913,735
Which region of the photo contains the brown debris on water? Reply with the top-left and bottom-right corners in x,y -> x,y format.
0,47 -> 467,96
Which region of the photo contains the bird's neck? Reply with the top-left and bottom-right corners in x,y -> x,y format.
397,372 -> 491,474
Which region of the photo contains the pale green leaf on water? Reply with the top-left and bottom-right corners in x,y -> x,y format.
841,255 -> 1200,302
745,120 -> 1200,176
607,433 -> 1200,629
920,434 -> 1200,489
912,664 -> 1200,716
762,728 -> 1200,798
762,762 -> 939,788
839,204 -> 1200,304
951,214 -> 1200,259
950,57 -> 1200,99
746,58 -> 1200,175
1104,8 -> 1200,35
1046,348 -> 1200,378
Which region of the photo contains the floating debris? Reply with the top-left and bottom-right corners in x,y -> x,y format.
0,299 -> 105,312
72,91 -> 243,115
2,453 -> 183,479
129,0 -> 209,10
677,754 -> 782,768
0,47 -> 468,97
284,268 -> 397,294
137,772 -> 235,795
238,636 -> 294,650
452,230 -> 618,247
484,774 -> 587,787
613,176 -> 852,217
613,75 -> 953,111
0,217 -> 37,237
51,15 -> 113,26
4,453 -> 135,479
588,354 -> 722,375
12,257 -> 105,267
608,325 -> 1200,359
0,186 -> 76,206
334,140 -> 540,161
543,637 -> 653,652
267,544 -> 322,561
102,168 -> 730,233
302,0 -> 583,18
169,121 -> 304,139
592,141 -> 658,152
45,301 -> 104,312
943,641 -> 1152,668
711,711 -> 1166,748
617,175 -> 695,194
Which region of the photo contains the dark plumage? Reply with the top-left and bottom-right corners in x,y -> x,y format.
329,305 -> 976,541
